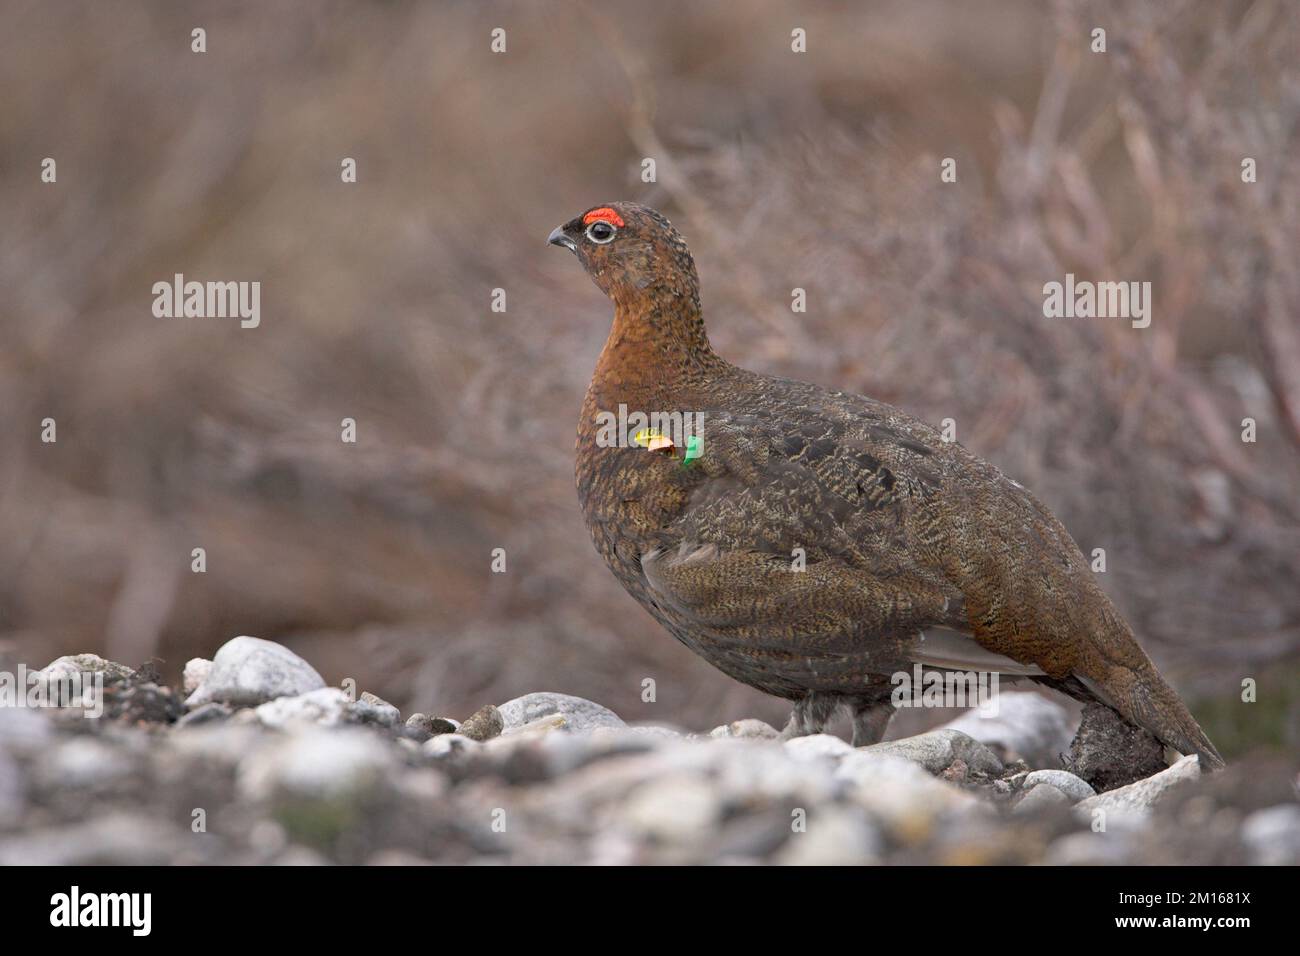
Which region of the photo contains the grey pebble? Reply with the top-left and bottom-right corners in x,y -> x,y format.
497,692 -> 625,733
177,702 -> 233,727
1013,782 -> 1072,815
1022,769 -> 1095,803
862,729 -> 1003,776
353,692 -> 400,727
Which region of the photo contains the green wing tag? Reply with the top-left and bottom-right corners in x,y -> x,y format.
681,434 -> 703,467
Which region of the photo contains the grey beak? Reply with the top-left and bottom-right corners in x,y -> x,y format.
548,225 -> 577,253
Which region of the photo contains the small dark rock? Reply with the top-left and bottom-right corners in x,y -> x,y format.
131,660 -> 165,684
1066,703 -> 1167,792
940,758 -> 969,783
102,674 -> 184,726
458,705 -> 504,742
402,714 -> 458,742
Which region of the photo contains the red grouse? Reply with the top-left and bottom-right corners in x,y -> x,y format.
549,201 -> 1223,770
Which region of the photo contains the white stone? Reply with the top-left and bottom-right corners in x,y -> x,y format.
783,733 -> 854,760
710,718 -> 780,739
182,658 -> 213,694
254,687 -> 352,728
186,636 -> 325,708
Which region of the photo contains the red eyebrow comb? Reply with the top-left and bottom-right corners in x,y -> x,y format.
582,207 -> 625,227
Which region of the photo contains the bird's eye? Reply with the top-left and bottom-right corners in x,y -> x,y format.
585,220 -> 617,244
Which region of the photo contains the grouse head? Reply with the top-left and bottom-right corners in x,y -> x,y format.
548,202 -> 700,308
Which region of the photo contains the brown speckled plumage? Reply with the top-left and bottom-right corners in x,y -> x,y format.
550,201 -> 1223,768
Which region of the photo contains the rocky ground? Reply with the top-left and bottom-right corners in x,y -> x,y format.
1,637 -> 1296,865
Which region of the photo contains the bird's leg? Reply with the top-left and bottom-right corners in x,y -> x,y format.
778,692 -> 840,740
850,701 -> 894,747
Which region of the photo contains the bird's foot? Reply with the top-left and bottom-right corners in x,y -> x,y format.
779,692 -> 840,740
777,714 -> 806,741
850,701 -> 894,747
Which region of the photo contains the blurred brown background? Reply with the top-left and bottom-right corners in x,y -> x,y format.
1,0 -> 1297,754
